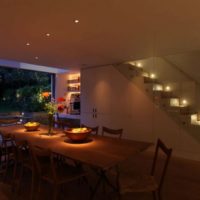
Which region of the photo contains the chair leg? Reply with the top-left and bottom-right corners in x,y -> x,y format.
30,172 -> 35,200
3,154 -> 9,182
158,191 -> 162,200
11,161 -> 18,193
153,191 -> 157,200
37,178 -> 42,200
17,165 -> 24,194
53,184 -> 59,200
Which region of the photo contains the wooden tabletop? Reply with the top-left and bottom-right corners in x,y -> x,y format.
0,125 -> 152,169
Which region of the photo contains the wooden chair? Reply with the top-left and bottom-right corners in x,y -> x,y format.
53,118 -> 73,130
119,139 -> 172,200
12,139 -> 35,200
30,144 -> 87,200
102,126 -> 123,139
81,124 -> 99,135
0,132 -> 15,180
0,182 -> 11,200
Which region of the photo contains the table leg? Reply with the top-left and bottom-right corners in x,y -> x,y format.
89,165 -> 120,200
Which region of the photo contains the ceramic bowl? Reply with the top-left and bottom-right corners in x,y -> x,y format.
24,122 -> 40,131
64,127 -> 91,142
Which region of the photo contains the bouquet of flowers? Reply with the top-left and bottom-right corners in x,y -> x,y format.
41,92 -> 66,114
41,92 -> 66,135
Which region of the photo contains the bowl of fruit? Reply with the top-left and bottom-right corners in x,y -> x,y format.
64,127 -> 91,142
24,122 -> 40,131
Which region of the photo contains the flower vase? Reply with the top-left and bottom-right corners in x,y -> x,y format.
48,114 -> 54,136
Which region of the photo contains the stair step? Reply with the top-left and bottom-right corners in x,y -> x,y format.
180,114 -> 191,125
116,63 -> 144,78
167,106 -> 193,116
128,64 -> 144,73
190,114 -> 200,126
143,76 -> 159,84
160,98 -> 179,108
160,91 -> 174,98
168,111 -> 191,125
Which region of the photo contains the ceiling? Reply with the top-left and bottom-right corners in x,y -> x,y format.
1,0 -> 200,70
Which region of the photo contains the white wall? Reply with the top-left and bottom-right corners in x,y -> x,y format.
81,65 -> 200,161
55,73 -> 68,99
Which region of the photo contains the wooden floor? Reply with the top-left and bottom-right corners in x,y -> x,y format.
1,151 -> 200,200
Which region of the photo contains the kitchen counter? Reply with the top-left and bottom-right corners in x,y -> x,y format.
57,113 -> 80,120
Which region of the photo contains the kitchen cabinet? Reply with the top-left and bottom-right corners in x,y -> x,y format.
81,66 -> 112,127
81,65 -> 144,138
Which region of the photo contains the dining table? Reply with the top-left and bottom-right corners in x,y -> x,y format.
0,124 -> 152,199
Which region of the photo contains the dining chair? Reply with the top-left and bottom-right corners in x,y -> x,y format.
81,124 -> 99,135
118,139 -> 172,200
101,126 -> 123,139
29,144 -> 87,200
12,139 -> 35,200
0,132 -> 15,180
0,182 -> 11,200
54,113 -> 74,130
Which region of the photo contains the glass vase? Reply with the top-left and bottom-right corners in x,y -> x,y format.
48,114 -> 54,136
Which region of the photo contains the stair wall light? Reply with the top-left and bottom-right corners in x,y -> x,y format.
170,98 -> 180,107
191,114 -> 200,125
150,73 -> 156,79
180,99 -> 188,107
165,86 -> 171,91
136,63 -> 142,68
153,84 -> 163,91
127,61 -> 136,66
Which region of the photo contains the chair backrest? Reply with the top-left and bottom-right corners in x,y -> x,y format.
81,124 -> 99,135
102,126 -> 123,139
29,144 -> 57,180
54,118 -> 73,130
0,182 -> 11,200
13,139 -> 29,162
151,139 -> 172,191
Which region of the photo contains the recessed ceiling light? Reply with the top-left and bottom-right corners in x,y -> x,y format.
35,56 -> 39,60
26,42 -> 30,46
46,33 -> 51,37
74,19 -> 79,24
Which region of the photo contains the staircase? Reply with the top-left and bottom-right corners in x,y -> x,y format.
114,60 -> 200,141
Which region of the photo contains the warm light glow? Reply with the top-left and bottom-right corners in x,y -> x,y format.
170,98 -> 180,107
24,122 -> 40,131
68,91 -> 80,94
24,122 -> 40,127
165,86 -> 171,91
127,61 -> 136,66
26,42 -> 30,46
71,128 -> 88,133
181,99 -> 188,106
68,73 -> 80,80
46,33 -> 51,37
153,84 -> 163,91
35,56 -> 39,60
150,73 -> 156,79
191,114 -> 200,125
74,19 -> 79,23
136,63 -> 142,67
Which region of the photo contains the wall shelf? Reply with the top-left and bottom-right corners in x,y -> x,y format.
67,76 -> 80,92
